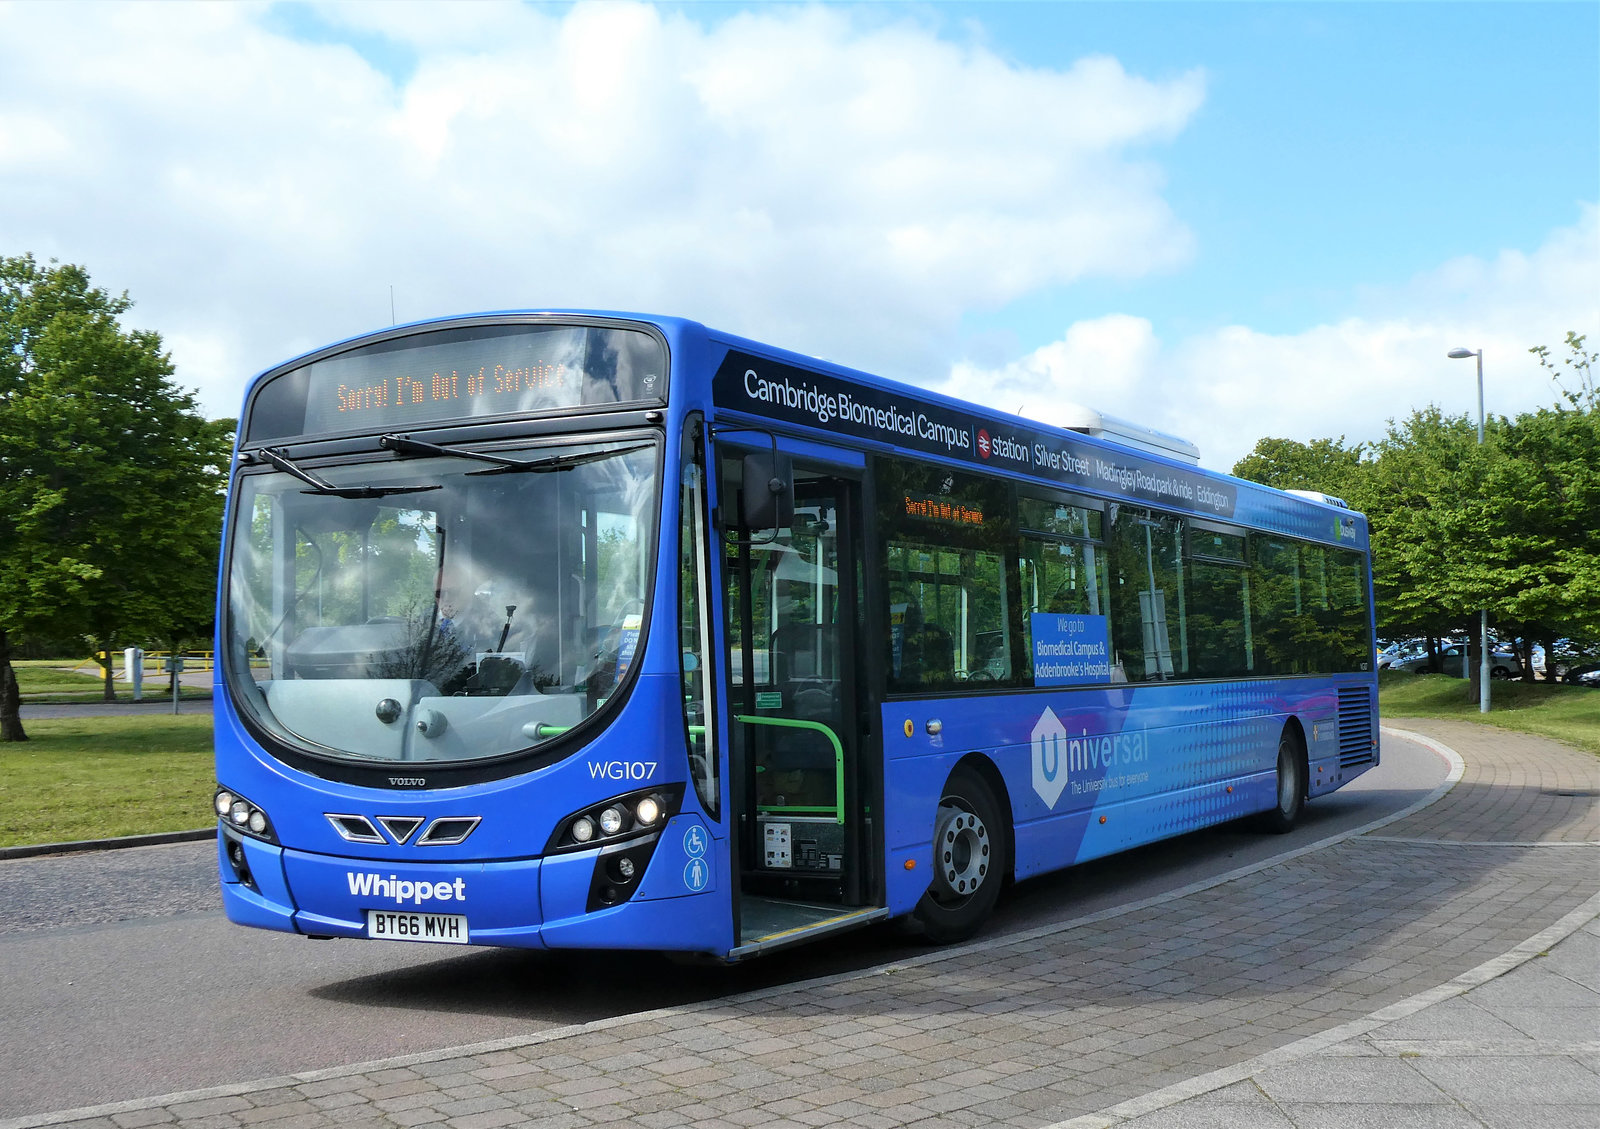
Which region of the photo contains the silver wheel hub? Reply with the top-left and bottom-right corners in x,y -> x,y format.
932,803 -> 990,900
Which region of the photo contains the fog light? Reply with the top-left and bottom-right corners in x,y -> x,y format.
226,839 -> 254,888
571,817 -> 595,843
599,807 -> 624,836
215,791 -> 234,816
634,796 -> 661,826
616,856 -> 636,880
230,800 -> 251,824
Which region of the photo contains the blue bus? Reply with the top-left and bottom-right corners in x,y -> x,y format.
214,312 -> 1378,957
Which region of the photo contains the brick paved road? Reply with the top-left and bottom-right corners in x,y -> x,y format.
5,720 -> 1595,1129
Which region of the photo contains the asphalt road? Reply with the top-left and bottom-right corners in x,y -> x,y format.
0,732 -> 1447,1119
18,696 -> 214,719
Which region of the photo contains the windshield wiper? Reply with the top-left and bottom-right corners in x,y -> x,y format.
379,434 -> 652,476
249,447 -> 442,499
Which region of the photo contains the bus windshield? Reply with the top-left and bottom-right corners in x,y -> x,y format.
224,437 -> 659,765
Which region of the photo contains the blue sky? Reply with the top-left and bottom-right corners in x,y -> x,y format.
946,1 -> 1599,348
1,1 -> 1595,469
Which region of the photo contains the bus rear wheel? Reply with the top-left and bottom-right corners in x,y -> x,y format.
910,765 -> 1007,944
1257,728 -> 1306,834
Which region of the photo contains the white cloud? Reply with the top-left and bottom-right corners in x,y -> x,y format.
943,203 -> 1600,473
0,0 -> 1204,419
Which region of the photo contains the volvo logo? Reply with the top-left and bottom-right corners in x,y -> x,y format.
389,776 -> 427,787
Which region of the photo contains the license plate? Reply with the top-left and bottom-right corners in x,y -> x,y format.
364,909 -> 469,944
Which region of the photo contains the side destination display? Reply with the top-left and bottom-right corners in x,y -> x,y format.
712,350 -> 1238,519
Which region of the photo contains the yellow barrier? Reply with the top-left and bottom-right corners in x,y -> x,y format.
81,649 -> 216,678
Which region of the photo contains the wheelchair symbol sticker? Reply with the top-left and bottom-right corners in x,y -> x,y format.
682,826 -> 707,858
683,857 -> 710,892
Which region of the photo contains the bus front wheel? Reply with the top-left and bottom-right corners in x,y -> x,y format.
910,765 -> 1008,943
1257,728 -> 1306,834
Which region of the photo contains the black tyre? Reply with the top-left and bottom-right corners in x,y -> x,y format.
1256,728 -> 1305,834
909,765 -> 1008,944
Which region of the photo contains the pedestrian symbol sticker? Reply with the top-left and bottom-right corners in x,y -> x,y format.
683,857 -> 709,892
682,826 -> 707,857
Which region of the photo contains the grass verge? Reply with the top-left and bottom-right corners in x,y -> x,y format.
1380,670 -> 1600,756
0,715 -> 214,847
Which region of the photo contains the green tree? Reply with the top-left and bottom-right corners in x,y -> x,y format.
1531,331 -> 1597,411
1345,407 -> 1491,654
1477,399 -> 1600,679
0,255 -> 234,741
1231,435 -> 1367,498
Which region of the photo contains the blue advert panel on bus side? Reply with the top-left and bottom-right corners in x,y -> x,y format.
1030,614 -> 1113,686
876,677 -> 1375,915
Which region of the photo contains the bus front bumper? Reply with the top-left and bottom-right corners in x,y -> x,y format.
217,815 -> 726,952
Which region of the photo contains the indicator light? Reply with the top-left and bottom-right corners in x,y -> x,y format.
571,817 -> 595,843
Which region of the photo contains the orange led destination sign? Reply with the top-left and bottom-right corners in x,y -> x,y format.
331,361 -> 573,418
904,493 -> 984,527
267,323 -> 667,441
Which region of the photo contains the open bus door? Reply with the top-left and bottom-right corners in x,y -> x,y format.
716,445 -> 886,956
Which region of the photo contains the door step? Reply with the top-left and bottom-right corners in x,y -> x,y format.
731,897 -> 887,959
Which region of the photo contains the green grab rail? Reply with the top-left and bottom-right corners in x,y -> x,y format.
531,716 -> 845,826
734,713 -> 845,826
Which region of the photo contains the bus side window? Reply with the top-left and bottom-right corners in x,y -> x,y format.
876,460 -> 1014,691
1109,506 -> 1186,682
1016,493 -> 1109,685
1185,526 -> 1252,678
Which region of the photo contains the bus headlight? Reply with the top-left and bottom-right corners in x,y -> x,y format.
548,785 -> 685,853
213,786 -> 277,844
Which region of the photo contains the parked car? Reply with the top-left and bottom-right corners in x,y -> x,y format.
1378,639 -> 1430,670
1393,645 -> 1522,679
1562,663 -> 1600,687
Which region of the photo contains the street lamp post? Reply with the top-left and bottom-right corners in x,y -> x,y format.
1448,346 -> 1490,714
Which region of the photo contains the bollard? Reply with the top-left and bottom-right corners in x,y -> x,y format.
125,647 -> 144,702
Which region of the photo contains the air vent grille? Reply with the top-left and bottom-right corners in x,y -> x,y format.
1338,686 -> 1375,768
418,817 -> 481,846
377,816 -> 424,845
327,814 -> 384,844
